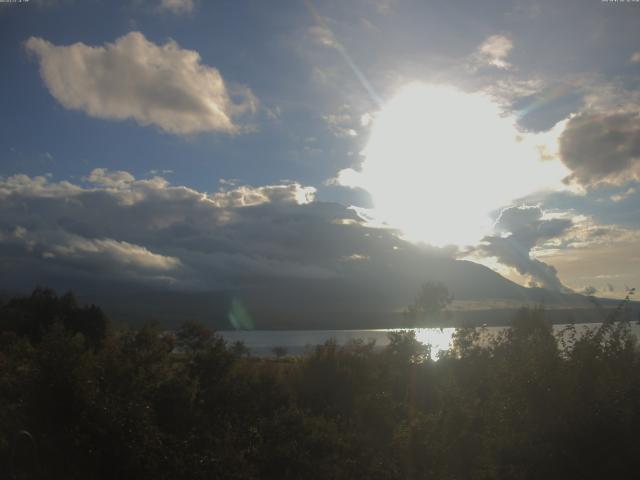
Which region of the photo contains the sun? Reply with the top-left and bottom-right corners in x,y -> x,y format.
338,83 -> 568,246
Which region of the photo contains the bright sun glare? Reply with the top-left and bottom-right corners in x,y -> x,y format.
339,83 -> 569,246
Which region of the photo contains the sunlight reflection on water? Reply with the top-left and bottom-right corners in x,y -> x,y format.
410,328 -> 455,356
221,327 -> 458,358
221,323 -> 640,359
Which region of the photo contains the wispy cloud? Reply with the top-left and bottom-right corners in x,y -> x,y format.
158,0 -> 194,15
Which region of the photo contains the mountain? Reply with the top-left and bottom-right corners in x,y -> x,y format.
74,258 -> 636,330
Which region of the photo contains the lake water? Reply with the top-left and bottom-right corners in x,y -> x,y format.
220,323 -> 640,358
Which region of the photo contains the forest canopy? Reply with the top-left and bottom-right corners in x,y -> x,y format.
1,288 -> 640,479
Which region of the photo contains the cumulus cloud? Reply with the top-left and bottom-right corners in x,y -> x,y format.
477,34 -> 513,69
475,205 -> 573,292
25,32 -> 257,135
559,112 -> 640,186
0,174 -> 82,198
209,183 -> 316,208
86,168 -> 135,188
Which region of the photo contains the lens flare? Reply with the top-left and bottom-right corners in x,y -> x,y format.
228,298 -> 255,330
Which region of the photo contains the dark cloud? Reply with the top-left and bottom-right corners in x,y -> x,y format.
0,170 -> 537,319
493,205 -> 572,250
559,112 -> 640,186
476,205 -> 573,292
521,185 -> 640,230
0,172 -> 327,289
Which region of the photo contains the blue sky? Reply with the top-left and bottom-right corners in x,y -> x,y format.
1,0 -> 639,302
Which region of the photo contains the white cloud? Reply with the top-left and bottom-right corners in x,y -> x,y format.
209,183 -> 316,208
477,34 -> 513,69
6,226 -> 181,278
611,187 -> 636,202
49,236 -> 182,271
581,78 -> 640,115
87,168 -> 135,188
630,51 -> 640,63
552,217 -> 640,250
25,32 -> 257,135
323,107 -> 359,138
360,112 -> 373,127
0,174 -> 82,198
159,0 -> 194,14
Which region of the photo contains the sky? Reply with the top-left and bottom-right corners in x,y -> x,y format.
1,0 -> 639,304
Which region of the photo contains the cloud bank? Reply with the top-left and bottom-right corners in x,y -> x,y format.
0,171 -> 330,290
0,169 -> 537,315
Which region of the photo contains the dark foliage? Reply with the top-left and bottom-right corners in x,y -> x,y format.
0,287 -> 108,348
1,288 -> 640,479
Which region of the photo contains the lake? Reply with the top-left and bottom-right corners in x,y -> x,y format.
220,323 -> 640,358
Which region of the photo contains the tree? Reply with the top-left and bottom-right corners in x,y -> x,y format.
0,287 -> 108,348
404,282 -> 452,327
175,320 -> 214,353
272,346 -> 288,358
